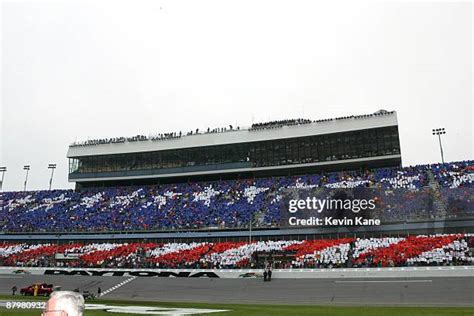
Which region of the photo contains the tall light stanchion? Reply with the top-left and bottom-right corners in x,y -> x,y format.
0,167 -> 6,191
23,165 -> 30,192
432,128 -> 446,164
249,219 -> 252,243
48,164 -> 57,191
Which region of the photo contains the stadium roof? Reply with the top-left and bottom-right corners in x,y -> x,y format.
67,110 -> 397,158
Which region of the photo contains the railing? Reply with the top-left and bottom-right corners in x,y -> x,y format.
1,215 -> 473,236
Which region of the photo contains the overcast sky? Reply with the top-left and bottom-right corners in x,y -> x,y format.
1,0 -> 472,191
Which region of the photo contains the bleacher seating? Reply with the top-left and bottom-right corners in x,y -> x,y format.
0,234 -> 472,269
0,161 -> 472,233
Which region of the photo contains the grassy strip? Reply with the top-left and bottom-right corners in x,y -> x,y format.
0,295 -> 473,316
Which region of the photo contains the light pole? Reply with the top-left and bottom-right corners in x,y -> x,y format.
23,165 -> 30,192
432,128 -> 446,164
249,218 -> 252,243
48,164 -> 57,190
0,167 -> 6,191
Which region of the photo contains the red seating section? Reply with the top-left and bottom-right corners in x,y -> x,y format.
148,244 -> 212,268
354,235 -> 461,266
284,238 -> 354,257
4,244 -> 81,266
1,235 -> 470,269
80,243 -> 158,266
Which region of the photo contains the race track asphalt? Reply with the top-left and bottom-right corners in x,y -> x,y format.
0,274 -> 472,306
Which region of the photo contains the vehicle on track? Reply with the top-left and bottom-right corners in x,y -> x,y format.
82,290 -> 96,300
20,283 -> 53,296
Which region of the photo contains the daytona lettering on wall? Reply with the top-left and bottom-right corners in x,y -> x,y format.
44,269 -> 220,278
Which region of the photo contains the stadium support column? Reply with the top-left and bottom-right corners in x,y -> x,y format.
0,167 -> 6,191
23,165 -> 30,192
56,234 -> 60,256
249,218 -> 252,243
432,128 -> 446,164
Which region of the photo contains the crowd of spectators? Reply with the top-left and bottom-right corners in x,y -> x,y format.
314,110 -> 395,123
1,234 -> 472,269
249,118 -> 312,131
431,161 -> 474,189
351,235 -> 467,267
70,111 -> 397,147
70,125 -> 241,147
0,161 -> 472,233
150,132 -> 181,141
249,110 -> 396,131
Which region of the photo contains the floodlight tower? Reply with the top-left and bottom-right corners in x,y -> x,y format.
23,165 -> 30,191
0,167 -> 6,191
432,128 -> 446,164
48,163 -> 57,190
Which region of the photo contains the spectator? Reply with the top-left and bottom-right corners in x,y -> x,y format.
43,291 -> 85,316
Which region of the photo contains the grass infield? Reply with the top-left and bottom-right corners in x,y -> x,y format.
0,295 -> 473,315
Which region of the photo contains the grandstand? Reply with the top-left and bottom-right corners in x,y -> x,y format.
0,160 -> 472,235
0,112 -> 473,273
1,234 -> 473,269
67,110 -> 401,187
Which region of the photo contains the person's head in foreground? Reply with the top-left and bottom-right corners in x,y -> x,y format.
42,291 -> 85,316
